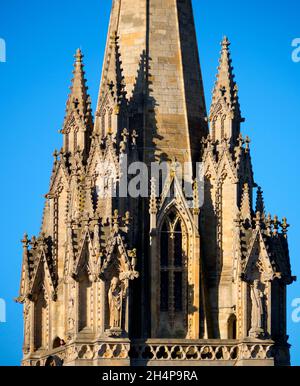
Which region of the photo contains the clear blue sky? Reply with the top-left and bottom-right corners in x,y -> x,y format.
0,0 -> 299,366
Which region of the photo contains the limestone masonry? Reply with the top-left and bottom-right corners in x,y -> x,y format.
17,0 -> 294,366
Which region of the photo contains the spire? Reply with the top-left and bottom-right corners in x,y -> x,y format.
255,186 -> 266,217
94,0 -> 207,166
210,37 -> 244,145
61,49 -> 93,157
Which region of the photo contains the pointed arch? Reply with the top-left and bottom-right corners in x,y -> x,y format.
158,206 -> 187,333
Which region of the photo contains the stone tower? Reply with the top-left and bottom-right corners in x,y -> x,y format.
18,0 -> 294,366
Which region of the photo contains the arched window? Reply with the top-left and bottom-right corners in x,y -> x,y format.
228,314 -> 237,339
78,271 -> 92,331
160,212 -> 185,314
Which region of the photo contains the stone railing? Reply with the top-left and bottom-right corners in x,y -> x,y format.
129,340 -> 273,362
23,339 -> 281,366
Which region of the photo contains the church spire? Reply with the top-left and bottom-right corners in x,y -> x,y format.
61,49 -> 93,158
210,37 -> 244,146
94,0 -> 207,166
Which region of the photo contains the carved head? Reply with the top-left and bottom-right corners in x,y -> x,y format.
111,276 -> 120,291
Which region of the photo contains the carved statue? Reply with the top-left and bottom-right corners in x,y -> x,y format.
67,283 -> 76,337
249,280 -> 265,338
108,277 -> 122,331
23,300 -> 31,354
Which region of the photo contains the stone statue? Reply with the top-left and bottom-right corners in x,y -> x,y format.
67,283 -> 76,338
108,277 -> 122,331
23,300 -> 31,354
249,280 -> 265,338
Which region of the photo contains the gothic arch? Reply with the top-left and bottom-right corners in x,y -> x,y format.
154,204 -> 197,339
158,210 -> 186,316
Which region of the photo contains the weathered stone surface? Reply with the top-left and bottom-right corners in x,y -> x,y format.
17,0 -> 294,367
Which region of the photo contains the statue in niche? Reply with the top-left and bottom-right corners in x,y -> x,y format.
23,300 -> 31,354
249,279 -> 266,338
108,276 -> 122,335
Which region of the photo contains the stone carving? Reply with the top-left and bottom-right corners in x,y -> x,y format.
249,280 -> 265,338
67,282 -> 76,340
23,300 -> 31,355
108,277 -> 123,335
17,0 -> 294,368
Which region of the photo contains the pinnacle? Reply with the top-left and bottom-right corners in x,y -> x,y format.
211,37 -> 242,120
65,48 -> 90,119
75,48 -> 83,62
221,36 -> 230,48
256,186 -> 266,216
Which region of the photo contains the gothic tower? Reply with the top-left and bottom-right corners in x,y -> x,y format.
18,0 -> 294,366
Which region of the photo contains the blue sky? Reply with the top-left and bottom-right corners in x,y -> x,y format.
0,0 -> 299,366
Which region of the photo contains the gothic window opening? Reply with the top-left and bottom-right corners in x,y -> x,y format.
160,212 -> 185,314
78,271 -> 92,332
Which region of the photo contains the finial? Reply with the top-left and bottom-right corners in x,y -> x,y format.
53,149 -> 59,161
128,249 -> 137,271
122,211 -> 131,231
281,217 -> 290,237
256,186 -> 265,216
245,136 -> 251,151
112,209 -> 120,232
21,233 -> 29,247
273,215 -> 279,235
266,213 -> 272,235
75,48 -> 83,63
221,36 -> 230,49
170,157 -> 179,178
255,211 -> 262,229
